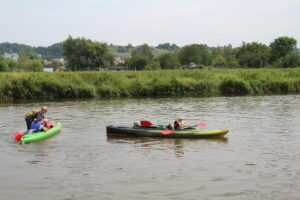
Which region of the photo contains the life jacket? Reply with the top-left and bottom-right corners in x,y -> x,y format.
30,121 -> 42,131
25,109 -> 40,119
46,121 -> 56,128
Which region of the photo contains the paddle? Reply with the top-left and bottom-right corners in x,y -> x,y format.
13,132 -> 24,142
140,120 -> 153,126
161,122 -> 207,135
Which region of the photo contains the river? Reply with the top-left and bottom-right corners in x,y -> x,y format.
0,95 -> 299,200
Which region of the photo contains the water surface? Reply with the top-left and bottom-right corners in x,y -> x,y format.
0,95 -> 299,200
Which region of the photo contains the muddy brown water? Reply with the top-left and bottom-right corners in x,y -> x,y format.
0,95 -> 300,200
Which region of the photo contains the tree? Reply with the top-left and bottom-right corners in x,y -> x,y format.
237,42 -> 270,68
156,43 -> 179,51
145,60 -> 161,70
178,44 -> 211,66
211,55 -> 226,67
127,44 -> 154,70
270,36 -> 297,63
274,52 -> 300,68
63,36 -> 113,71
0,56 -> 9,72
211,45 -> 240,67
158,53 -> 181,69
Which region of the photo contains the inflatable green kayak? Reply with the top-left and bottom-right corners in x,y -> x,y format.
20,122 -> 62,144
106,125 -> 229,138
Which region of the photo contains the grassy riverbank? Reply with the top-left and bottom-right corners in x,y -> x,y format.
1,68 -> 300,102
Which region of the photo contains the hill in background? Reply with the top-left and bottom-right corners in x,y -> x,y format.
0,42 -> 179,60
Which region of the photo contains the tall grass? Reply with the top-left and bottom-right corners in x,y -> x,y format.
0,68 -> 300,102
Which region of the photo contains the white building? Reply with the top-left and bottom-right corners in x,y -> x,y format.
44,65 -> 54,72
4,52 -> 19,60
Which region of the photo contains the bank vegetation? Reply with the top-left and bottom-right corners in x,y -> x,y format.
0,68 -> 300,102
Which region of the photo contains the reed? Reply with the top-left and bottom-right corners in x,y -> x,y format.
0,68 -> 300,102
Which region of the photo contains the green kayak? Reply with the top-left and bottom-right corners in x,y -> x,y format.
106,125 -> 229,138
20,122 -> 62,144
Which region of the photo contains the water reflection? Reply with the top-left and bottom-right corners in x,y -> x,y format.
106,134 -> 228,157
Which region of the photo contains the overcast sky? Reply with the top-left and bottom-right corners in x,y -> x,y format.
1,0 -> 299,47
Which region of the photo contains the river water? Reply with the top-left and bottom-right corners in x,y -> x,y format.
0,95 -> 299,200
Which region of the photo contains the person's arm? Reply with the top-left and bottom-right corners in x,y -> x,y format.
40,125 -> 48,132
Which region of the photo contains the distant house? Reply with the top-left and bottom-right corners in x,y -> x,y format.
55,66 -> 65,72
114,56 -> 125,65
44,65 -> 54,72
43,58 -> 65,72
4,52 -> 19,60
51,58 -> 65,65
185,62 -> 202,70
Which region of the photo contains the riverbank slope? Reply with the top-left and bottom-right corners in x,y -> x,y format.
1,68 -> 300,102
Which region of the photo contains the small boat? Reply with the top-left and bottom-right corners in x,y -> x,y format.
20,122 -> 62,144
106,125 -> 229,138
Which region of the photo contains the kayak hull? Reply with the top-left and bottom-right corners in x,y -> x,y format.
106,125 -> 229,138
20,122 -> 62,144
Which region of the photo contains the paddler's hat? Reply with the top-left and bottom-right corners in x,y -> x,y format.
41,106 -> 48,111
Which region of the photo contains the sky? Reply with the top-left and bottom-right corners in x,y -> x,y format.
1,0 -> 300,47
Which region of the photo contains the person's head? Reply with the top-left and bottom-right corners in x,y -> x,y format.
41,106 -> 48,114
177,117 -> 184,122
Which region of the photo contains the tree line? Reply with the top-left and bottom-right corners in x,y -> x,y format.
0,42 -> 63,60
0,51 -> 43,72
1,36 -> 300,72
63,36 -> 300,71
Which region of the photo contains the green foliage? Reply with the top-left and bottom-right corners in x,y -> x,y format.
211,45 -> 240,68
1,68 -> 300,102
145,60 -> 161,70
35,43 -> 64,60
274,52 -> 300,68
270,36 -> 297,63
237,42 -> 270,68
156,43 -> 179,51
0,42 -> 63,60
158,53 -> 181,69
0,56 -> 9,72
178,44 -> 212,65
211,55 -> 227,67
127,44 -> 154,70
0,52 -> 43,72
219,75 -> 251,95
63,36 -> 113,71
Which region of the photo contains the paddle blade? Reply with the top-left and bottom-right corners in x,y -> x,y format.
13,133 -> 24,142
197,123 -> 207,127
161,130 -> 173,135
140,120 -> 153,126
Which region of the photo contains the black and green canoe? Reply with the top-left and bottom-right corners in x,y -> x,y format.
106,125 -> 229,138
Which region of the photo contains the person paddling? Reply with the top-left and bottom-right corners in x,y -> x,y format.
169,117 -> 186,130
26,116 -> 48,134
24,106 -> 48,130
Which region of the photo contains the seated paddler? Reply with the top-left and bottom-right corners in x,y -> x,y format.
26,116 -> 49,134
169,117 -> 186,130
